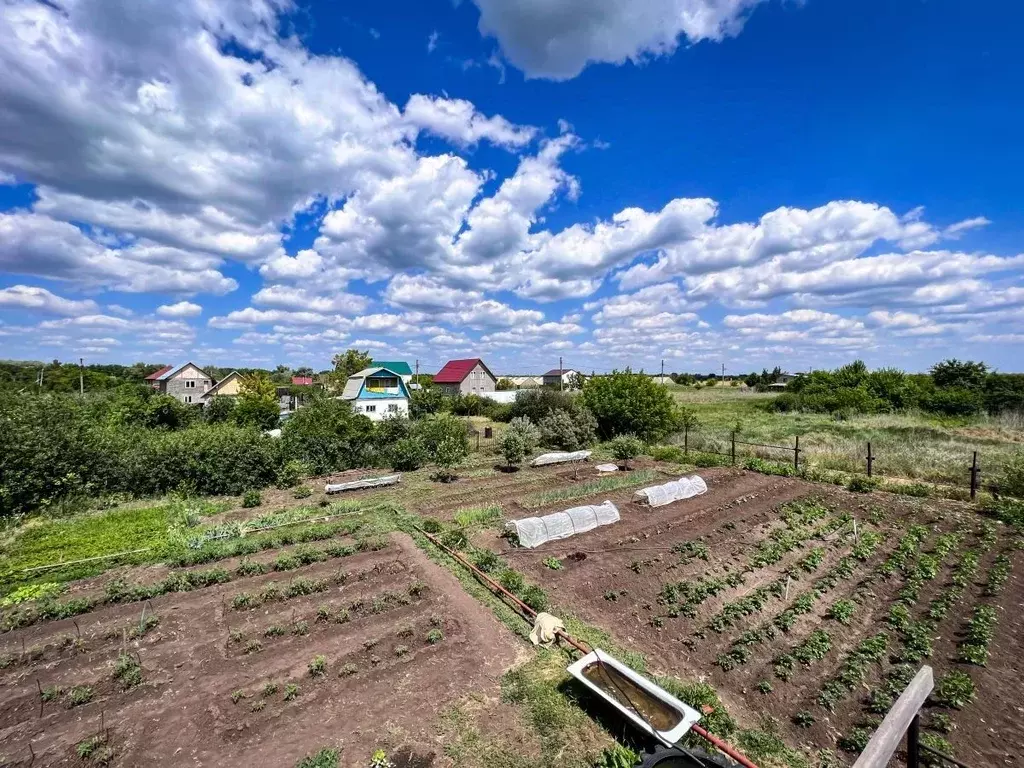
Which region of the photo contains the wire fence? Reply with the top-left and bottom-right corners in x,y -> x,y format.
680,425 -> 1018,502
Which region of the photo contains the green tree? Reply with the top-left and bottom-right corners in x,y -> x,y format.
409,387 -> 450,418
930,359 -> 989,390
328,349 -> 373,392
496,377 -> 516,391
234,372 -> 279,431
203,395 -> 237,424
580,370 -> 679,440
538,407 -> 597,450
280,395 -> 375,474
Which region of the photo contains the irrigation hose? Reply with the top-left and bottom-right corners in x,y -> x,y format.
416,527 -> 761,768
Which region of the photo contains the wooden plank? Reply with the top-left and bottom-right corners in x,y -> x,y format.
854,666 -> 933,768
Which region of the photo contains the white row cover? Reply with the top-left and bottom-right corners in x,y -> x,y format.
632,475 -> 708,507
507,500 -> 619,548
530,450 -> 592,467
325,474 -> 401,494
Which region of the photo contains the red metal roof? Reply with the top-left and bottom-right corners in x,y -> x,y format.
145,365 -> 174,381
291,376 -> 314,386
433,358 -> 492,384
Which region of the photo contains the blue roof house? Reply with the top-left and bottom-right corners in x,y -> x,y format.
340,366 -> 411,421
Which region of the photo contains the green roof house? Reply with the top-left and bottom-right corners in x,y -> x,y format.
371,361 -> 413,383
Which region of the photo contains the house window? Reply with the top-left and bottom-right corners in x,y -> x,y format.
366,405 -> 377,413
185,380 -> 196,388
183,395 -> 192,403
388,403 -> 398,412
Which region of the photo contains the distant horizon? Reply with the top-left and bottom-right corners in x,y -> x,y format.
4,356 -> 1022,380
2,1 -> 1023,373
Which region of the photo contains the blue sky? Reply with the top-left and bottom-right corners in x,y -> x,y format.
1,0 -> 1022,375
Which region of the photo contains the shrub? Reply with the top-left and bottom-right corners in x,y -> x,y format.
388,437 -> 426,471
293,485 -> 313,499
242,489 -> 262,508
609,434 -> 643,469
581,370 -> 679,440
280,396 -> 376,475
419,413 -> 469,480
499,429 -> 528,469
276,460 -> 305,489
426,629 -> 443,644
650,445 -> 685,463
296,748 -> 340,768
204,394 -> 237,424
538,407 -> 597,451
507,389 -> 580,425
308,655 -> 327,677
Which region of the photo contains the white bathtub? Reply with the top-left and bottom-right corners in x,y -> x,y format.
566,648 -> 702,747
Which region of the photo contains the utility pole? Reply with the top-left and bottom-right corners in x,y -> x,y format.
721,362 -> 726,381
415,359 -> 419,386
559,356 -> 563,392
661,359 -> 665,384
79,357 -> 84,395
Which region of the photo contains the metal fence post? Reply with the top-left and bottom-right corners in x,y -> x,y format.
970,451 -> 979,501
731,431 -> 736,465
906,714 -> 920,767
867,442 -> 873,478
794,435 -> 800,472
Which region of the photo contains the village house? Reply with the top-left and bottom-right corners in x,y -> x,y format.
341,366 -> 410,421
145,362 -> 213,404
200,370 -> 242,403
433,358 -> 496,396
542,368 -> 583,389
371,361 -> 413,384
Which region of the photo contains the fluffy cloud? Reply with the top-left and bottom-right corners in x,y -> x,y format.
471,0 -> 770,79
156,301 -> 203,318
0,285 -> 99,316
0,212 -> 237,294
404,95 -> 537,149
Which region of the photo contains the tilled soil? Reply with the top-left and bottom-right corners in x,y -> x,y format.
482,469 -> 1023,764
0,534 -> 519,768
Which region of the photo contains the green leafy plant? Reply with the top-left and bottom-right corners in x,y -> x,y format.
113,652 -> 143,689
339,663 -> 358,677
67,685 -> 94,707
426,629 -> 444,645
293,485 -> 313,499
827,599 -> 856,625
838,727 -> 871,753
308,654 -> 327,677
933,671 -> 975,708
283,683 -> 300,701
231,689 -> 246,704
543,556 -> 563,570
792,711 -> 815,728
296,747 -> 341,768
241,489 -> 262,508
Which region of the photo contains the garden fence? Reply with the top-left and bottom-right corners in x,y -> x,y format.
680,424 -> 1017,502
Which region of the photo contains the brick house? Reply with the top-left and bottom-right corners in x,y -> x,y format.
432,358 -> 496,396
145,362 -> 213,404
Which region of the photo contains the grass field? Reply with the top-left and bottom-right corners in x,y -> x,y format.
667,384 -> 1024,487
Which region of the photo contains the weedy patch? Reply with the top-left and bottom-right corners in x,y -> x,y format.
113,652 -> 142,690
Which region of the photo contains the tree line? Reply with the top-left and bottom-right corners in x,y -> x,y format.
775,359 -> 1024,417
